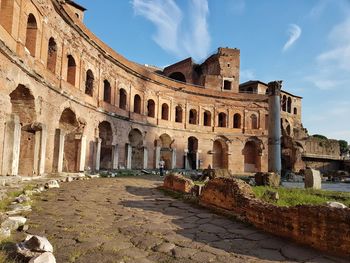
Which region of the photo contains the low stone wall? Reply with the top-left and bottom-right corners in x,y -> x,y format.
163,174 -> 194,194
198,178 -> 350,257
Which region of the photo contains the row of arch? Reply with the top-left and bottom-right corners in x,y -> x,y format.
281,94 -> 297,115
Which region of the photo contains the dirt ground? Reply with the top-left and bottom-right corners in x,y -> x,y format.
12,176 -> 347,263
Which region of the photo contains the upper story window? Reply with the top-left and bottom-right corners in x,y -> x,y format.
85,70 -> 94,96
175,106 -> 183,123
233,113 -> 241,128
67,55 -> 76,86
147,99 -> 155,118
47,37 -> 57,73
134,94 -> 141,114
203,111 -> 211,126
161,103 -> 169,120
223,80 -> 232,90
25,14 -> 38,56
251,114 -> 258,129
218,112 -> 227,127
189,109 -> 197,124
119,89 -> 127,110
103,80 -> 111,103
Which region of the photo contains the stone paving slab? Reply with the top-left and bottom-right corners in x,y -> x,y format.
12,176 -> 348,263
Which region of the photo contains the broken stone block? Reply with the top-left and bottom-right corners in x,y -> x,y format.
0,227 -> 11,239
65,177 -> 73,182
15,194 -> 31,203
262,190 -> 279,202
45,180 -> 60,189
1,216 -> 27,231
21,235 -> 54,253
6,204 -> 32,215
29,252 -> 56,263
326,201 -> 347,209
255,172 -> 280,187
304,168 -> 321,189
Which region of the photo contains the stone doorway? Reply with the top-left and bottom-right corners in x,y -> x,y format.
160,134 -> 173,169
243,140 -> 261,172
212,139 -> 228,169
187,137 -> 198,169
128,129 -> 144,169
99,121 -> 113,170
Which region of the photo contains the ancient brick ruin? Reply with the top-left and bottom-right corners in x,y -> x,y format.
0,0 -> 342,177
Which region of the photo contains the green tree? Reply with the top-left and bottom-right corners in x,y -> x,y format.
312,134 -> 328,140
338,140 -> 349,154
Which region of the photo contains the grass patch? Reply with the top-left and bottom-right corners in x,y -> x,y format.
68,249 -> 84,263
253,186 -> 350,207
0,238 -> 21,263
0,184 -> 36,212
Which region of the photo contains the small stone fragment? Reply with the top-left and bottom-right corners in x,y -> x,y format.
29,252 -> 56,263
66,177 -> 73,182
15,194 -> 31,203
23,235 -> 54,253
45,180 -> 60,189
326,201 -> 347,209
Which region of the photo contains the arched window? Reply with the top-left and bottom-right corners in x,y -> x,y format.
103,80 -> 111,103
175,106 -> 182,123
218,112 -> 227,127
282,95 -> 287,111
85,70 -> 94,96
147,99 -> 155,118
134,94 -> 141,114
67,55 -> 76,86
168,72 -> 186,82
119,89 -> 127,110
251,114 -> 258,129
233,113 -> 241,128
287,97 -> 292,113
189,109 -> 197,124
203,111 -> 211,126
294,107 -> 298,115
47,37 -> 57,73
161,103 -> 169,120
25,14 -> 37,56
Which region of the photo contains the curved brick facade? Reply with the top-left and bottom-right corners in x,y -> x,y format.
0,0 -> 302,176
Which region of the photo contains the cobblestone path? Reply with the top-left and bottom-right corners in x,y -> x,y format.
19,176 -> 346,262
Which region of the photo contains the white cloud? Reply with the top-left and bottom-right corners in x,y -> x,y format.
132,0 -> 211,61
282,24 -> 302,52
306,16 -> 350,90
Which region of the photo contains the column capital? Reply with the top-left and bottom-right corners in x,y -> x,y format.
268,80 -> 283,96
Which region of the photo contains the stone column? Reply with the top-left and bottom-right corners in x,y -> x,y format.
78,135 -> 87,172
184,150 -> 189,170
196,151 -> 200,169
171,149 -> 176,169
112,145 -> 119,169
155,146 -> 161,168
95,138 -> 102,171
57,129 -> 66,173
143,147 -> 148,169
33,124 -> 47,176
268,81 -> 282,174
126,144 -> 132,169
1,115 -> 21,176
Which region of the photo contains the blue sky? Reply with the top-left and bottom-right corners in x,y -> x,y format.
77,0 -> 350,142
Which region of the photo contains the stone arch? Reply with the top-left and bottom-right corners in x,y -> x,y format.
218,112 -> 227,127
250,114 -> 258,129
188,136 -> 198,169
134,94 -> 141,114
160,133 -> 173,169
103,80 -> 111,103
161,103 -> 169,120
168,72 -> 186,82
175,106 -> 183,123
8,85 -> 42,176
47,37 -> 57,73
128,128 -> 144,169
233,113 -> 241,128
293,107 -> 298,115
99,121 -> 113,169
282,95 -> 287,111
67,55 -> 76,86
58,108 -> 81,172
203,111 -> 211,126
147,99 -> 155,118
212,138 -> 228,169
85,69 -> 94,96
25,14 -> 38,56
119,88 -> 127,110
287,97 -> 292,113
189,109 -> 197,124
242,139 -> 262,172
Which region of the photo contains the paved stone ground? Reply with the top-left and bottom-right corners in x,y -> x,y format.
13,176 -> 347,263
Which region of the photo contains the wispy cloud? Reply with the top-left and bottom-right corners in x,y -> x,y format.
228,0 -> 245,14
240,69 -> 255,82
306,16 -> 350,90
282,24 -> 302,52
132,0 -> 211,61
